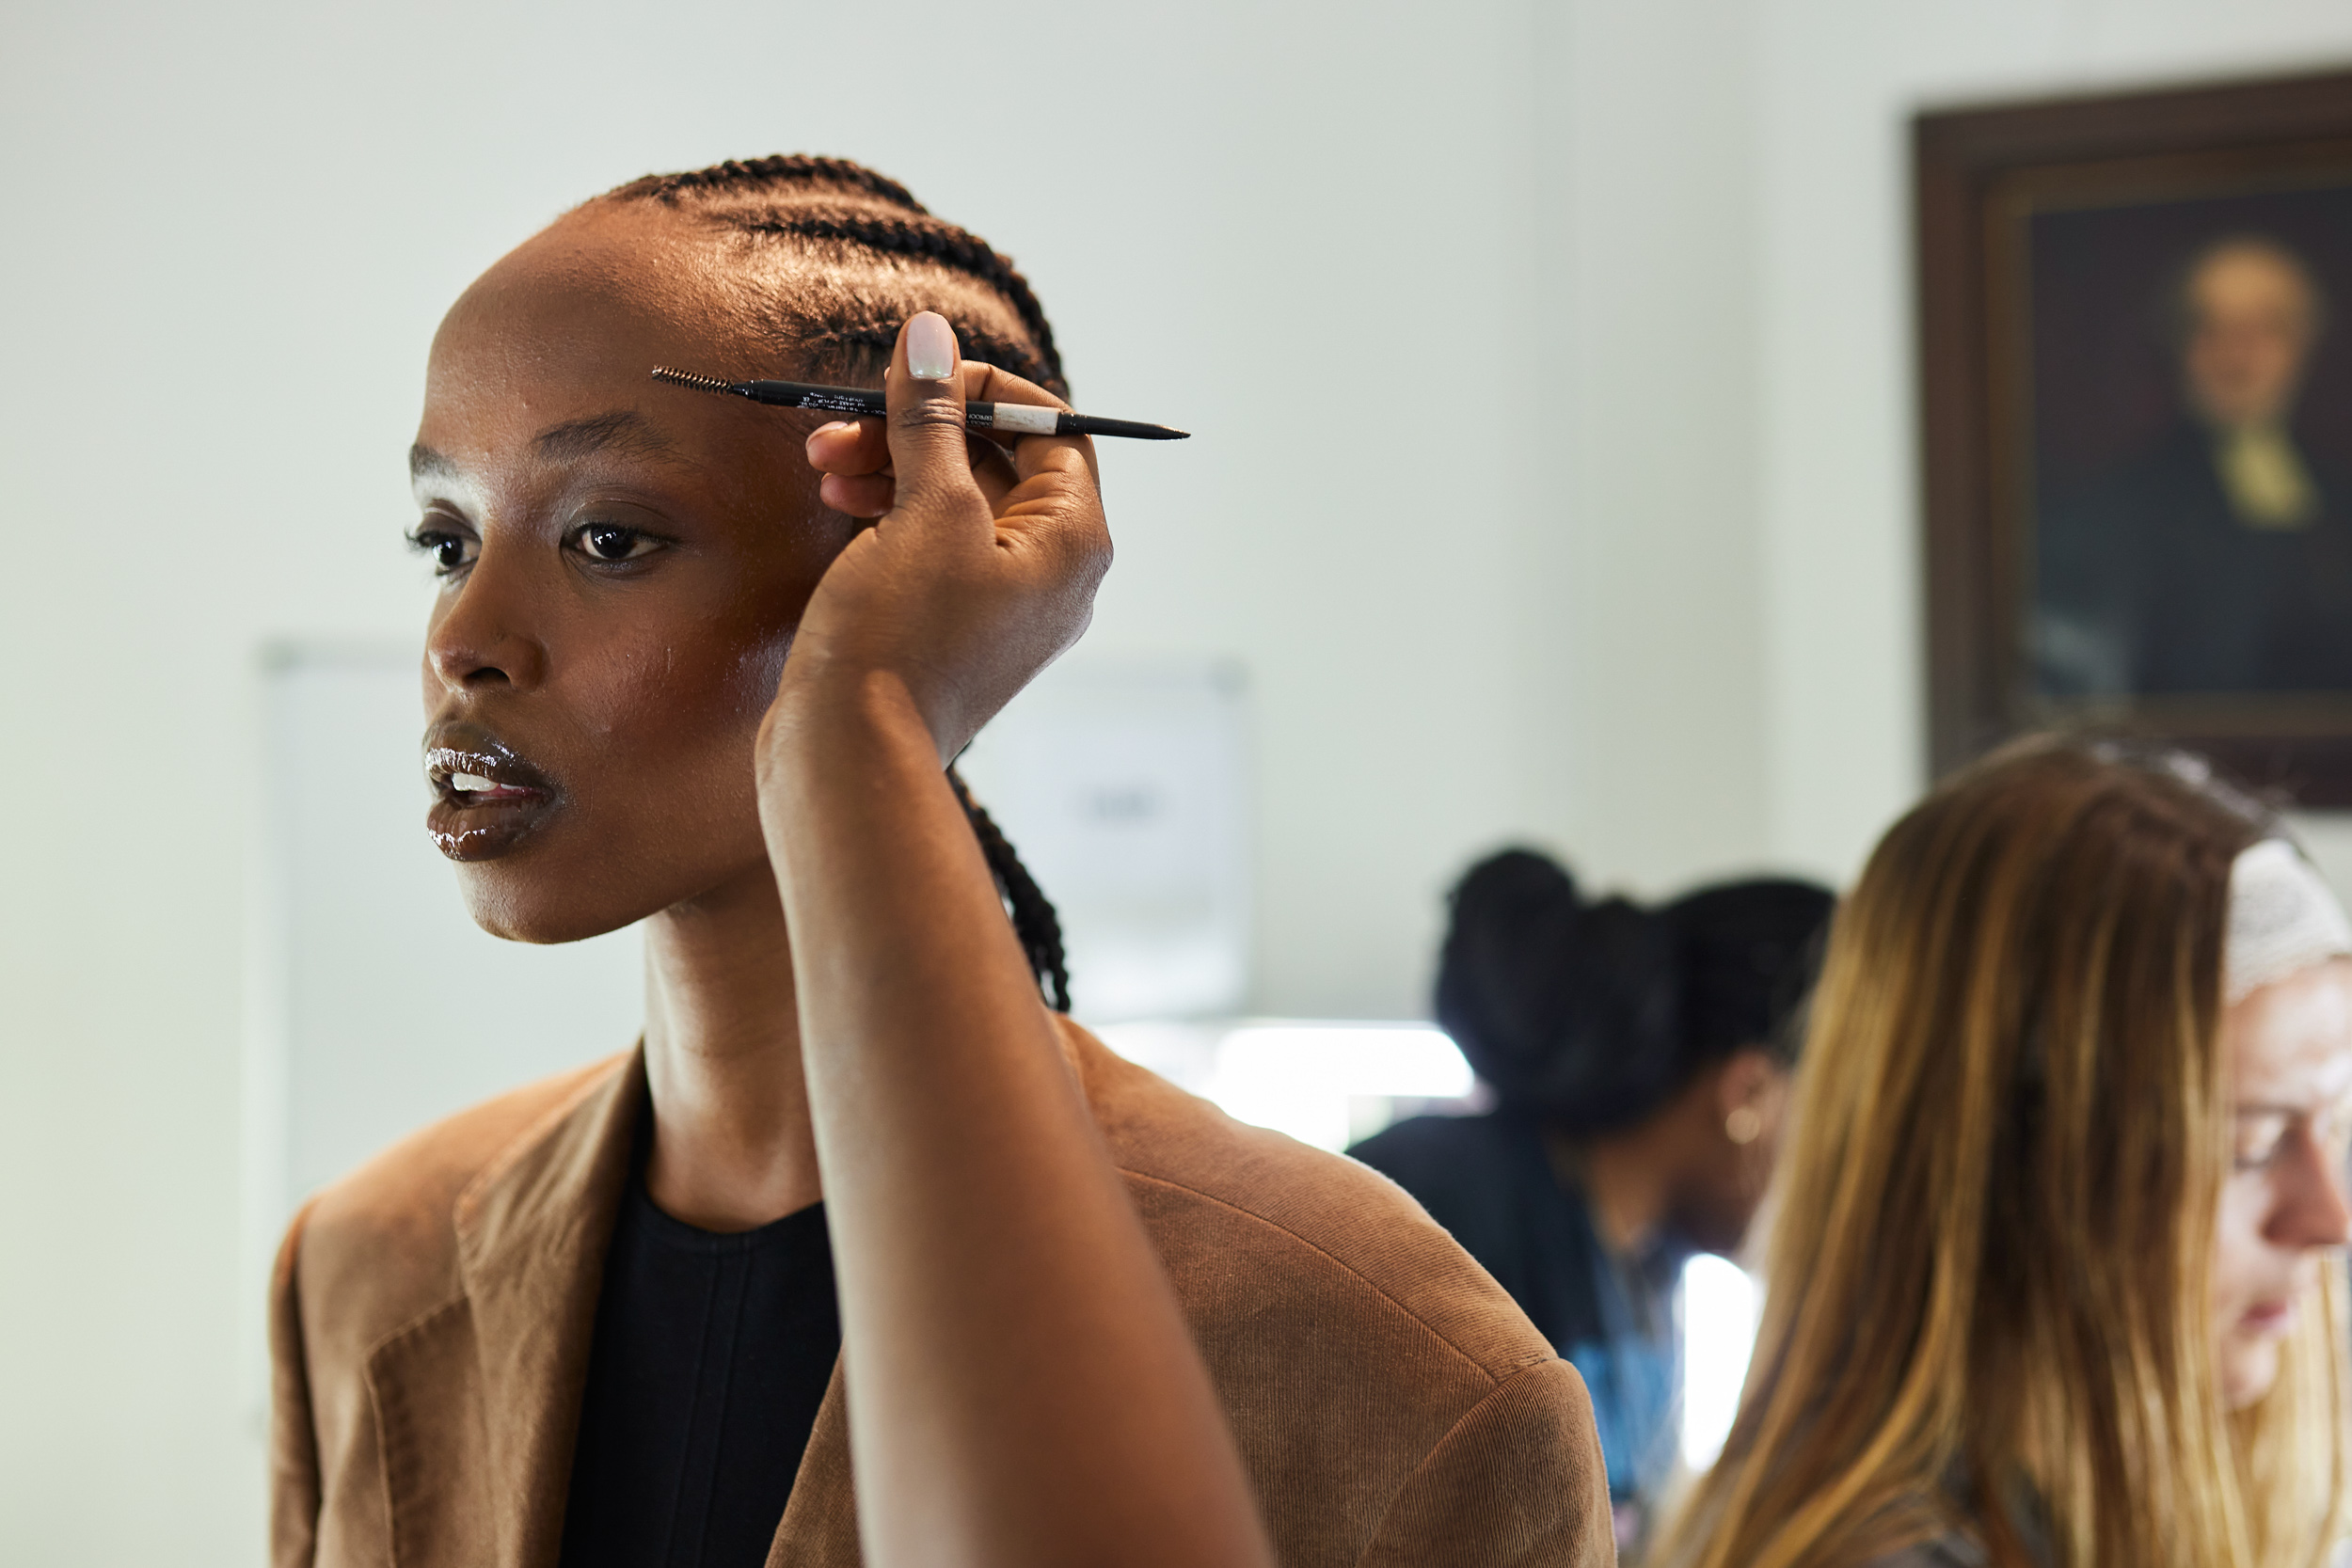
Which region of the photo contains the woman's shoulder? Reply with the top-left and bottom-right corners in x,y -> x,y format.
1346,1109 -> 1552,1254
1062,1019 -> 1555,1382
284,1052 -> 636,1340
1062,1019 -> 1610,1555
1348,1103 -> 1528,1176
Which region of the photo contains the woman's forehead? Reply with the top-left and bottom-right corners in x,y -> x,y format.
433,201 -> 1048,428
417,222 -> 771,466
433,221 -> 743,382
2231,960 -> 2352,1104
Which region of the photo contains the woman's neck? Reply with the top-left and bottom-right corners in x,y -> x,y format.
1549,1121 -> 1677,1258
639,862 -> 822,1230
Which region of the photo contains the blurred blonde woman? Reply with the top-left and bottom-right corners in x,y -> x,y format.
1660,737 -> 2352,1568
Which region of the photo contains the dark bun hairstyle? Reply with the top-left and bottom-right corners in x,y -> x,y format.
1662,878 -> 1839,1070
1435,848 -> 1835,1132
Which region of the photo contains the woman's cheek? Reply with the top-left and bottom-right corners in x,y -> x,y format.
2212,1172 -> 2271,1313
729,627 -> 796,720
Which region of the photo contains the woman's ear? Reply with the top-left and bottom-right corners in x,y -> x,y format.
1714,1047 -> 1783,1141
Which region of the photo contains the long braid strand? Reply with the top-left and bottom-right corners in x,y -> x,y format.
949,769 -> 1073,1014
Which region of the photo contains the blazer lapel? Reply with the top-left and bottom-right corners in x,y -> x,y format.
452,1052 -> 644,1568
770,1355 -> 860,1566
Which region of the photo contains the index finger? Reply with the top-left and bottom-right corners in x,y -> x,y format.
806,417 -> 890,477
963,361 -> 1100,489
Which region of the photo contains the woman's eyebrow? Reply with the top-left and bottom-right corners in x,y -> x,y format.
410,443 -> 458,485
532,409 -> 683,466
407,411 -> 687,491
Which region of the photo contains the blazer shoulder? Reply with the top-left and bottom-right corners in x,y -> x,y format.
1065,1022 -> 1612,1561
1063,1019 -> 1554,1385
1360,1358 -> 1613,1567
292,1053 -> 632,1343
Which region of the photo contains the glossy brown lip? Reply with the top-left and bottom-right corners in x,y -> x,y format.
422,721 -> 562,862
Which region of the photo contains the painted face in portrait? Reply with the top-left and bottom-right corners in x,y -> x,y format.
2182,238 -> 2324,431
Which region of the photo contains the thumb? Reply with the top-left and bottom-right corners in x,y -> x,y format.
884,311 -> 986,522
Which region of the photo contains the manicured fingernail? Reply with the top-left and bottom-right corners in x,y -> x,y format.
907,311 -> 957,381
811,420 -> 850,438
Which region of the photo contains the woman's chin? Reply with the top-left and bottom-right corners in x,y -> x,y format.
2217,1334 -> 2283,1412
442,816 -> 777,944
453,862 -> 646,946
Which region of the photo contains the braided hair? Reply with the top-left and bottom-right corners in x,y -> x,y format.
599,153 -> 1068,396
949,769 -> 1072,1013
597,153 -> 1074,1010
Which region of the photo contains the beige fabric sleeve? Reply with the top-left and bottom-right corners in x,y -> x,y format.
1357,1357 -> 1616,1568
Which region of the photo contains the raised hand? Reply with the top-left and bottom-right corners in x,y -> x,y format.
755,313 -> 1274,1568
786,312 -> 1110,762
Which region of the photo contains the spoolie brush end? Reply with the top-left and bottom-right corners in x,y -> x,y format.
649,366 -> 744,396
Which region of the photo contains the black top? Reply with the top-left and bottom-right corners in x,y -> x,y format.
558,1163 -> 840,1568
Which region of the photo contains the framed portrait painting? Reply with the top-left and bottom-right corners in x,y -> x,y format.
1918,68 -> 2352,801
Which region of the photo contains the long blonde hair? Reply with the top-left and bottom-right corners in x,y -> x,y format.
1661,738 -> 2348,1568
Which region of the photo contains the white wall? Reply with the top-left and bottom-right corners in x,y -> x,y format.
1520,0 -> 1772,894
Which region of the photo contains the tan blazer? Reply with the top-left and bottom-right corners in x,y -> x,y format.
272,1019 -> 1614,1567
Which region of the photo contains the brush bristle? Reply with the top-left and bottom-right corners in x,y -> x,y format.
649,366 -> 740,394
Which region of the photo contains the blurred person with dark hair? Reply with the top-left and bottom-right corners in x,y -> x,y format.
1349,853 -> 1835,1545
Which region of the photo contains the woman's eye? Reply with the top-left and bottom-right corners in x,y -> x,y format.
2233,1112 -> 2291,1171
406,526 -> 478,576
574,523 -> 660,563
2322,1107 -> 2352,1167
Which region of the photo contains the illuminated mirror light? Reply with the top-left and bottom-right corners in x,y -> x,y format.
1094,1020 -> 1476,1151
1679,1252 -> 1761,1470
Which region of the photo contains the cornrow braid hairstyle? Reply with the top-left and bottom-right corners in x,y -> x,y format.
599,154 -> 1067,396
596,153 -> 1077,1011
728,209 -> 1064,395
949,769 -> 1073,1014
610,153 -> 930,214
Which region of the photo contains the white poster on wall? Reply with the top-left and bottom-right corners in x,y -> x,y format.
956,657 -> 1252,1022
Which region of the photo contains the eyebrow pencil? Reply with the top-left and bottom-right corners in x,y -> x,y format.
651,367 -> 1189,441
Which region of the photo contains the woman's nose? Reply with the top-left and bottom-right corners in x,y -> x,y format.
425,548 -> 548,694
2268,1131 -> 2352,1251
